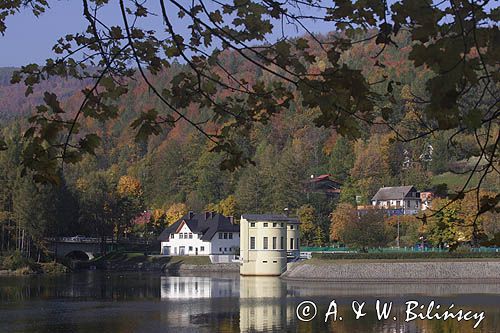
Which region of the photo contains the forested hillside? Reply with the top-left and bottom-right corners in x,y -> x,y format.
0,32 -> 498,254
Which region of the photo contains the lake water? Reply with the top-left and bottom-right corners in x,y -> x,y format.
0,271 -> 499,332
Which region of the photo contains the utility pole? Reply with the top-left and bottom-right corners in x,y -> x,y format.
397,214 -> 400,248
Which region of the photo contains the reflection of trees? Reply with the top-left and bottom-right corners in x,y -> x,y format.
0,272 -> 162,301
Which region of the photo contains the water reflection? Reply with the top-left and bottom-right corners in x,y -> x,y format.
161,276 -> 238,299
239,277 -> 295,332
1,272 -> 500,332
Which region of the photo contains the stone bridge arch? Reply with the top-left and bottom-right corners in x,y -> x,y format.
65,250 -> 95,261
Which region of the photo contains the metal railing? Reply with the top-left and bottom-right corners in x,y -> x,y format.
300,246 -> 500,253
45,237 -> 152,244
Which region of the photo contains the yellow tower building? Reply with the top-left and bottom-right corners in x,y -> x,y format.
240,214 -> 300,276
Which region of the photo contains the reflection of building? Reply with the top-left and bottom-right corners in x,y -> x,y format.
371,186 -> 421,215
240,215 -> 300,276
158,211 -> 239,257
160,276 -> 239,299
239,277 -> 294,333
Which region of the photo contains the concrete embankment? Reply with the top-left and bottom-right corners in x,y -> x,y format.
282,259 -> 500,282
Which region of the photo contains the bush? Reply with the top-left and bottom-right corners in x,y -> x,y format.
0,252 -> 37,271
40,262 -> 69,274
312,251 -> 500,260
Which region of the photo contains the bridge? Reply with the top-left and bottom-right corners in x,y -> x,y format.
46,237 -> 152,260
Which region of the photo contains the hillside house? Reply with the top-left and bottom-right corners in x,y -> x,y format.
158,212 -> 239,258
306,174 -> 342,198
371,186 -> 421,215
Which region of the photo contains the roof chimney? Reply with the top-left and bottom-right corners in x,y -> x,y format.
188,211 -> 194,219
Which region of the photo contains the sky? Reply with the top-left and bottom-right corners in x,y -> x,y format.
0,1 -> 332,67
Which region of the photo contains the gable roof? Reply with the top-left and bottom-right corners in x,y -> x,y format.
371,186 -> 419,201
158,212 -> 239,241
241,214 -> 300,224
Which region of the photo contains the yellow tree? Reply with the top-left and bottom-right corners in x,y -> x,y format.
297,204 -> 316,246
384,215 -> 422,247
116,175 -> 144,238
117,175 -> 143,198
165,203 -> 188,225
218,195 -> 237,216
205,195 -> 237,217
329,203 -> 357,242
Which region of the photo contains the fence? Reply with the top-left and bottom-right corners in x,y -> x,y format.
300,246 -> 500,253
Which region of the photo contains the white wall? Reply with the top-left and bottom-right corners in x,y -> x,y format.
160,223 -> 240,255
210,231 -> 240,254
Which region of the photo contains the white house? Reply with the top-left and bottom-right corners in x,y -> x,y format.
371,185 -> 421,215
158,211 -> 240,257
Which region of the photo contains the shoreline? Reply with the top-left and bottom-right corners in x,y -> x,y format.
281,259 -> 500,282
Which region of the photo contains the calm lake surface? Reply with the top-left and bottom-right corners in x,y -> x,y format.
0,271 -> 499,332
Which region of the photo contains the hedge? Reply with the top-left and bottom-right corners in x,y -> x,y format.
312,251 -> 500,260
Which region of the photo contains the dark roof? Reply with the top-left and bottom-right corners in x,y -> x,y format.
306,174 -> 342,197
241,214 -> 300,224
371,186 -> 419,201
309,174 -> 343,185
158,212 -> 239,241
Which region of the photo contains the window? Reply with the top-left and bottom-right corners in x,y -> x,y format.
290,225 -> 294,230
224,233 -> 228,239
184,233 -> 188,238
250,222 -> 255,227
189,246 -> 193,251
263,237 -> 268,249
290,238 -> 294,250
281,223 -> 284,227
224,248 -> 227,251
200,246 -> 205,252
170,234 -> 174,239
189,233 -> 193,239
229,233 -> 233,239
219,247 -> 222,252
219,233 -> 223,239
280,237 -> 284,249
179,233 -> 183,239
273,223 -> 277,227
272,237 -> 277,249
273,260 -> 277,263
263,222 -> 268,227
263,261 -> 268,263
250,237 -> 256,249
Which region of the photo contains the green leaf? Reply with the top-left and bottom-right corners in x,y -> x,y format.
43,92 -> 64,113
79,134 -> 101,155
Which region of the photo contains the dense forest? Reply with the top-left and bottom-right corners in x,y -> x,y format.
0,32 -> 498,257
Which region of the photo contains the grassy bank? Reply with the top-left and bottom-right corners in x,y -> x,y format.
312,251 -> 500,261
303,257 -> 500,266
0,252 -> 69,275
77,252 -> 212,271
91,252 -> 211,265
